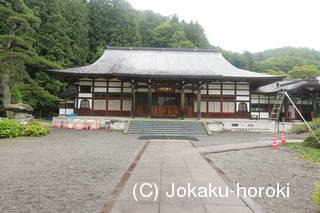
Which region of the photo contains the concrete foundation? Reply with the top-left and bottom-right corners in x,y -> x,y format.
53,116 -> 302,133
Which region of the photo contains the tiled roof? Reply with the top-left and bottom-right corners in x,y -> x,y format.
49,47 -> 283,81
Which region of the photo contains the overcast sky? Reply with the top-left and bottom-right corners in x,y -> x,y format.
128,0 -> 320,53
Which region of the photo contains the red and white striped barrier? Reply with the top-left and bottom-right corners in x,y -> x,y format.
272,135 -> 279,149
281,133 -> 287,144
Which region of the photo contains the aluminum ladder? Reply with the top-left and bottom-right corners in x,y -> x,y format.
269,91 -> 285,122
269,91 -> 286,132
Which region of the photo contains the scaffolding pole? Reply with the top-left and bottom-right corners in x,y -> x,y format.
283,91 -> 320,144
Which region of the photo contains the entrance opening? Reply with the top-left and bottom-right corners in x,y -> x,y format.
151,92 -> 179,117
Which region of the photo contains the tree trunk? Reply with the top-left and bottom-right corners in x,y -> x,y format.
0,69 -> 11,117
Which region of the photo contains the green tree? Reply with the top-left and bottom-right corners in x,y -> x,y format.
137,10 -> 167,47
181,20 -> 211,48
152,20 -> 193,48
0,0 -> 40,113
60,0 -> 90,65
88,0 -> 141,61
262,69 -> 286,76
287,65 -> 320,79
242,51 -> 256,71
25,0 -> 73,67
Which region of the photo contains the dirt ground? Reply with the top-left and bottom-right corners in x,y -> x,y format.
0,129 -> 144,212
208,147 -> 320,213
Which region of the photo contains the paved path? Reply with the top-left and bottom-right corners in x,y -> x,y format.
106,140 -> 254,213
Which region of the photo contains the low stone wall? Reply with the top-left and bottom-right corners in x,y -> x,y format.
53,117 -> 301,133
52,117 -> 128,131
206,120 -> 300,133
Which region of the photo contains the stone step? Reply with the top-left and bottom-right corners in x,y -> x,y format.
127,129 -> 206,132
127,120 -> 208,135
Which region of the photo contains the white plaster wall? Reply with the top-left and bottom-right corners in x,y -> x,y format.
109,88 -> 121,93
236,84 -> 249,89
122,100 -> 132,111
95,82 -> 107,86
109,82 -> 121,87
222,90 -> 235,95
208,90 -> 221,95
236,90 -> 249,95
208,102 -> 220,112
78,93 -> 92,98
79,81 -> 92,86
201,101 -> 207,112
93,100 -> 106,110
236,96 -> 250,101
123,88 -> 132,93
201,90 -> 207,94
108,100 -> 121,110
59,108 -> 74,115
94,87 -> 107,92
222,84 -> 235,89
208,84 -> 221,89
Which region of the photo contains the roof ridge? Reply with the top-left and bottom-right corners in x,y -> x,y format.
106,46 -> 219,53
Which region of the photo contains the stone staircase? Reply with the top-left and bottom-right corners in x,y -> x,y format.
126,120 -> 208,135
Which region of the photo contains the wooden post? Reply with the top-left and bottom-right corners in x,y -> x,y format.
91,78 -> 95,116
131,80 -> 136,118
313,94 -> 317,120
197,82 -> 202,120
283,98 -> 288,122
180,83 -> 185,119
234,82 -> 237,118
148,83 -> 152,118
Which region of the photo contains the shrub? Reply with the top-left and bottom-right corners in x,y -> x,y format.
20,122 -> 50,137
0,120 -> 22,138
303,128 -> 320,149
290,119 -> 320,134
313,183 -> 320,208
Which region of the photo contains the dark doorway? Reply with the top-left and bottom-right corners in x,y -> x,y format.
136,93 -> 148,116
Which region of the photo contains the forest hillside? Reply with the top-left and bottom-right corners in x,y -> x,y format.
1,0 -> 319,116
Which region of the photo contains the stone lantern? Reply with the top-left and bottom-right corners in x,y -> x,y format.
5,103 -> 34,124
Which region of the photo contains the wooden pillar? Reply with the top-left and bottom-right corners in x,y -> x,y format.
131,81 -> 136,118
75,84 -> 79,109
148,82 -> 152,118
234,82 -> 237,118
180,82 -> 185,119
197,82 -> 202,120
283,98 -> 288,122
91,78 -> 95,116
312,94 -> 317,120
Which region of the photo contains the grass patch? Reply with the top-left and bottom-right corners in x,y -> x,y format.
283,142 -> 320,163
35,118 -> 52,123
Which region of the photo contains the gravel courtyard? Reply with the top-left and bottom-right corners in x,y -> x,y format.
0,129 -> 144,212
208,147 -> 320,213
0,129 -> 317,213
